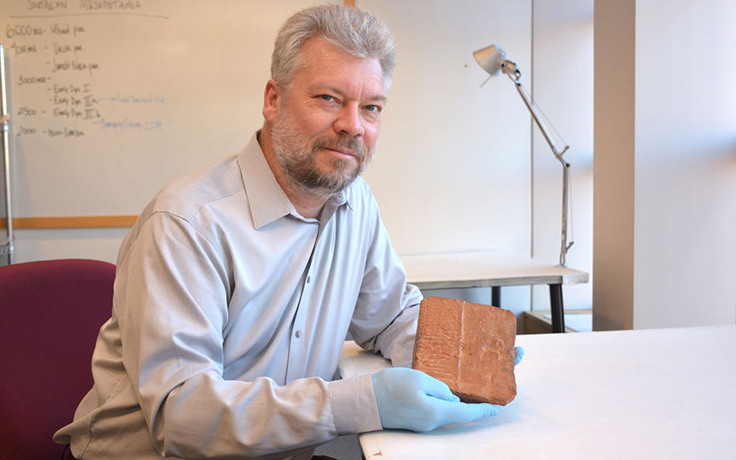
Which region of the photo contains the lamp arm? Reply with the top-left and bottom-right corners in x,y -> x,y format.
500,61 -> 574,266
502,65 -> 568,161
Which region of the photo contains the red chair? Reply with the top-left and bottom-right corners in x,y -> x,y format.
0,259 -> 116,459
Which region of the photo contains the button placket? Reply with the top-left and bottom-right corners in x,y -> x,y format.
285,222 -> 321,382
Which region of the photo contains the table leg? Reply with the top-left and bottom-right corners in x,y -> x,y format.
492,286 -> 501,308
549,284 -> 565,333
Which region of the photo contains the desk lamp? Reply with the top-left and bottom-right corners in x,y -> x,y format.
473,44 -> 573,267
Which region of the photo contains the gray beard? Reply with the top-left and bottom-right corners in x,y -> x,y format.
271,112 -> 372,197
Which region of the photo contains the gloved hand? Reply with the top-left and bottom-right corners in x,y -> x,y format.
514,346 -> 525,366
372,367 -> 498,432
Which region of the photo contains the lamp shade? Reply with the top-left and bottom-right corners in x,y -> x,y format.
473,44 -> 506,77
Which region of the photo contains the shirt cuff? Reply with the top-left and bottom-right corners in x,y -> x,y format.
328,374 -> 383,435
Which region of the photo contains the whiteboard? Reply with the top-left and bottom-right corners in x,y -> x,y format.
1,0 -> 338,217
2,0 -> 536,262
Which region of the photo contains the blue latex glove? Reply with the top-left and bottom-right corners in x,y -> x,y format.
372,367 -> 498,432
514,346 -> 525,366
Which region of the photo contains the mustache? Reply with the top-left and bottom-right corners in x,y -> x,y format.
312,136 -> 366,161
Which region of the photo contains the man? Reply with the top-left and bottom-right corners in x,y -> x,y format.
55,5 -> 506,459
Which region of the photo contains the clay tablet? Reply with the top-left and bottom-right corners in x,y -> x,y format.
411,297 -> 517,405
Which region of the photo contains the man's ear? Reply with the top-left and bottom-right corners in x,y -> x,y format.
262,79 -> 281,123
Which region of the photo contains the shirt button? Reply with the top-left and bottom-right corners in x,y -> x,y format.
295,330 -> 302,338
307,275 -> 311,283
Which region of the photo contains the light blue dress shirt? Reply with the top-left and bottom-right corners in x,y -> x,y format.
54,132 -> 422,459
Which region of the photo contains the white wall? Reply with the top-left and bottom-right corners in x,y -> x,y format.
361,0 -> 532,258
359,0 -> 534,317
633,0 -> 736,327
594,0 -> 736,329
2,1 -> 600,321
6,1 -> 730,328
362,0 -> 596,318
531,0 -> 594,312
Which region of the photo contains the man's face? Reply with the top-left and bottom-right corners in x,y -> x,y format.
268,38 -> 386,195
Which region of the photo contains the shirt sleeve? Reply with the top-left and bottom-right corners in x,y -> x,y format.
349,197 -> 423,368
114,212 -> 381,459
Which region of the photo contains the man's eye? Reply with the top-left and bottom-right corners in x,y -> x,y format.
365,105 -> 382,113
320,95 -> 336,102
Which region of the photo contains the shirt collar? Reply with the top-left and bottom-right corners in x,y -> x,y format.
239,132 -> 293,229
239,131 -> 353,229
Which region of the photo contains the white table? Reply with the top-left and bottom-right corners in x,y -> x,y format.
400,250 -> 589,332
339,325 -> 736,459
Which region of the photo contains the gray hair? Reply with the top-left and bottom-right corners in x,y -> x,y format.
271,4 -> 396,93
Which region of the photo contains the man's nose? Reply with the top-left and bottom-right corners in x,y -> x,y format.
333,104 -> 365,138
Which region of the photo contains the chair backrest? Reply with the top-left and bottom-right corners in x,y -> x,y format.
0,259 -> 116,459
